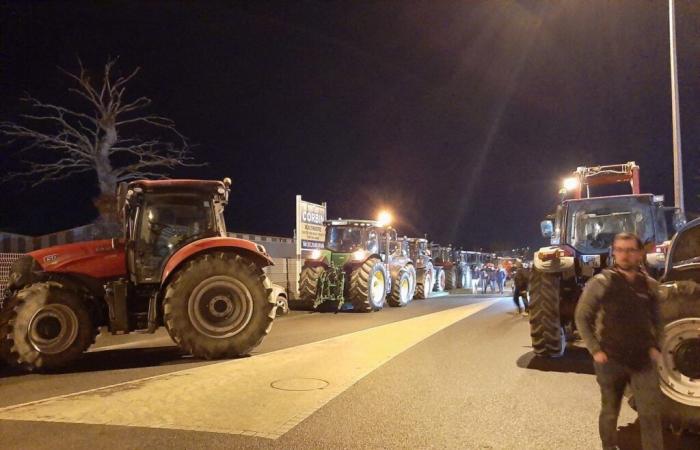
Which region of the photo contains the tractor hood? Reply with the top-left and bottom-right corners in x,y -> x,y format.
29,239 -> 126,280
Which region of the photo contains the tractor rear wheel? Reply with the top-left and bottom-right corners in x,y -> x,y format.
388,269 -> 412,307
299,265 -> 325,307
415,270 -> 432,300
163,252 -> 275,359
349,257 -> 386,312
0,282 -> 96,371
434,268 -> 446,292
528,269 -> 565,358
445,268 -> 456,291
656,280 -> 700,433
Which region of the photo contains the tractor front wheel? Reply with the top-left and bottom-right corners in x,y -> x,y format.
528,268 -> 565,358
434,268 -> 446,292
445,268 -> 456,291
163,252 -> 275,359
299,265 -> 325,307
0,282 -> 96,371
415,270 -> 432,300
388,269 -> 412,307
349,257 -> 387,312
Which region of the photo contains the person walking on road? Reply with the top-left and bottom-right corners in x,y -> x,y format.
496,265 -> 507,294
512,263 -> 530,315
574,232 -> 664,450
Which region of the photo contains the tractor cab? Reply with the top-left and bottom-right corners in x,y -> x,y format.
431,245 -> 454,268
119,179 -> 231,284
405,238 -> 430,263
320,219 -> 386,265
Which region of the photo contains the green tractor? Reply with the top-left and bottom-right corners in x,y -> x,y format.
299,219 -> 416,312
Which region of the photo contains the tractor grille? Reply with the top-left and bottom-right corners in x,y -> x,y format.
0,253 -> 23,299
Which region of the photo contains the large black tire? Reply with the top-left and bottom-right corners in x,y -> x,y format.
656,280 -> 700,433
0,281 -> 96,371
163,252 -> 275,359
434,268 -> 446,292
445,268 -> 456,291
299,265 -> 325,303
388,269 -> 412,307
528,269 -> 565,358
348,257 -> 387,312
414,269 -> 432,300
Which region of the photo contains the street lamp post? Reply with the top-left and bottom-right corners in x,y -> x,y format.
669,0 -> 685,215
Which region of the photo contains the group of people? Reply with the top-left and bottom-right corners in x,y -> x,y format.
473,263 -> 508,294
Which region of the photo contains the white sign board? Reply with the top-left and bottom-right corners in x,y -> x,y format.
295,195 -> 326,257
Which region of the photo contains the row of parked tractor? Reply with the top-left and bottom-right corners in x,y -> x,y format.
297,218 -> 496,312
0,178 -> 496,373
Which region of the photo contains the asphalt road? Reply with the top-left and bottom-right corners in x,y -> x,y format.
0,293 -> 698,449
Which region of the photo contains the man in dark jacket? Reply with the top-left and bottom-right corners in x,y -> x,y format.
574,232 -> 663,450
512,263 -> 530,315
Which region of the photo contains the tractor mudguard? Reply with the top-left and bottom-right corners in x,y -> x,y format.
161,237 -> 274,283
533,246 -> 575,274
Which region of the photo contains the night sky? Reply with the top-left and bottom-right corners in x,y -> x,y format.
1,1 -> 700,252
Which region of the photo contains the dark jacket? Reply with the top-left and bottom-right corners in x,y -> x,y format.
513,268 -> 530,292
574,268 -> 663,370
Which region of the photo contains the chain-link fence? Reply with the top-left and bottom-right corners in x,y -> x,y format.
0,253 -> 23,299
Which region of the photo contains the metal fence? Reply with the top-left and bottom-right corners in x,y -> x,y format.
0,253 -> 23,299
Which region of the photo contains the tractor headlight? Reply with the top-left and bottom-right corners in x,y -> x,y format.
310,249 -> 322,260
352,250 -> 367,261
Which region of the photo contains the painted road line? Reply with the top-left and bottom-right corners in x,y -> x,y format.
0,299 -> 499,439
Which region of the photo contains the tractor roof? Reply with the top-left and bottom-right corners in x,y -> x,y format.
562,193 -> 657,205
403,237 -> 428,243
128,179 -> 227,193
324,219 -> 380,227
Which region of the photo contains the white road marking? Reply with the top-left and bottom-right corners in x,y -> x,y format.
0,299 -> 498,439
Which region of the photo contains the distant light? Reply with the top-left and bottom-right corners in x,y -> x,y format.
377,210 -> 392,227
310,249 -> 322,260
563,177 -> 579,192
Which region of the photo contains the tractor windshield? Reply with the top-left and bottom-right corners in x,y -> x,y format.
325,226 -> 366,253
566,196 -> 658,253
139,193 -> 217,257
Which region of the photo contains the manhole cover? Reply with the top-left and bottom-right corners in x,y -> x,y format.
270,378 -> 329,391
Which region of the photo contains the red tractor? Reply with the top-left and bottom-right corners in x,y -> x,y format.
0,178 -> 277,371
530,162 -> 673,357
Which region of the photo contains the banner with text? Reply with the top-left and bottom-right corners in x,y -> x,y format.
295,195 -> 327,257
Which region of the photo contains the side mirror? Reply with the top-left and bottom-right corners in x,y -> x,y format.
540,220 -> 554,239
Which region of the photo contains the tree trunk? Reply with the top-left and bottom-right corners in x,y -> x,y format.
93,123 -> 118,231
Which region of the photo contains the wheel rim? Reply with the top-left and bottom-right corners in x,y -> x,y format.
28,304 -> 79,355
400,276 -> 410,304
188,275 -> 254,339
369,269 -> 385,307
657,318 -> 700,407
439,271 -> 445,290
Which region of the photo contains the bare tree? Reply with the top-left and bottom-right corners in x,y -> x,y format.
1,58 -> 199,219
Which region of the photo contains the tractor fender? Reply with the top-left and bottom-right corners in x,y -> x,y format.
161,237 -> 274,285
533,246 -> 575,273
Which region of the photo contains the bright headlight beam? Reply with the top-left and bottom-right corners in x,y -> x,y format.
377,210 -> 392,227
563,177 -> 579,192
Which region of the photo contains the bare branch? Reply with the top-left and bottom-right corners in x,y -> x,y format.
1,58 -> 197,198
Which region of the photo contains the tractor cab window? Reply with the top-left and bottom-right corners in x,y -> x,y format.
138,194 -> 216,274
366,230 -> 379,253
567,196 -> 657,253
325,226 -> 365,253
670,225 -> 700,267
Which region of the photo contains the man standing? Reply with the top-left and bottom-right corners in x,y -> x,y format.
512,263 -> 530,315
574,233 -> 664,450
